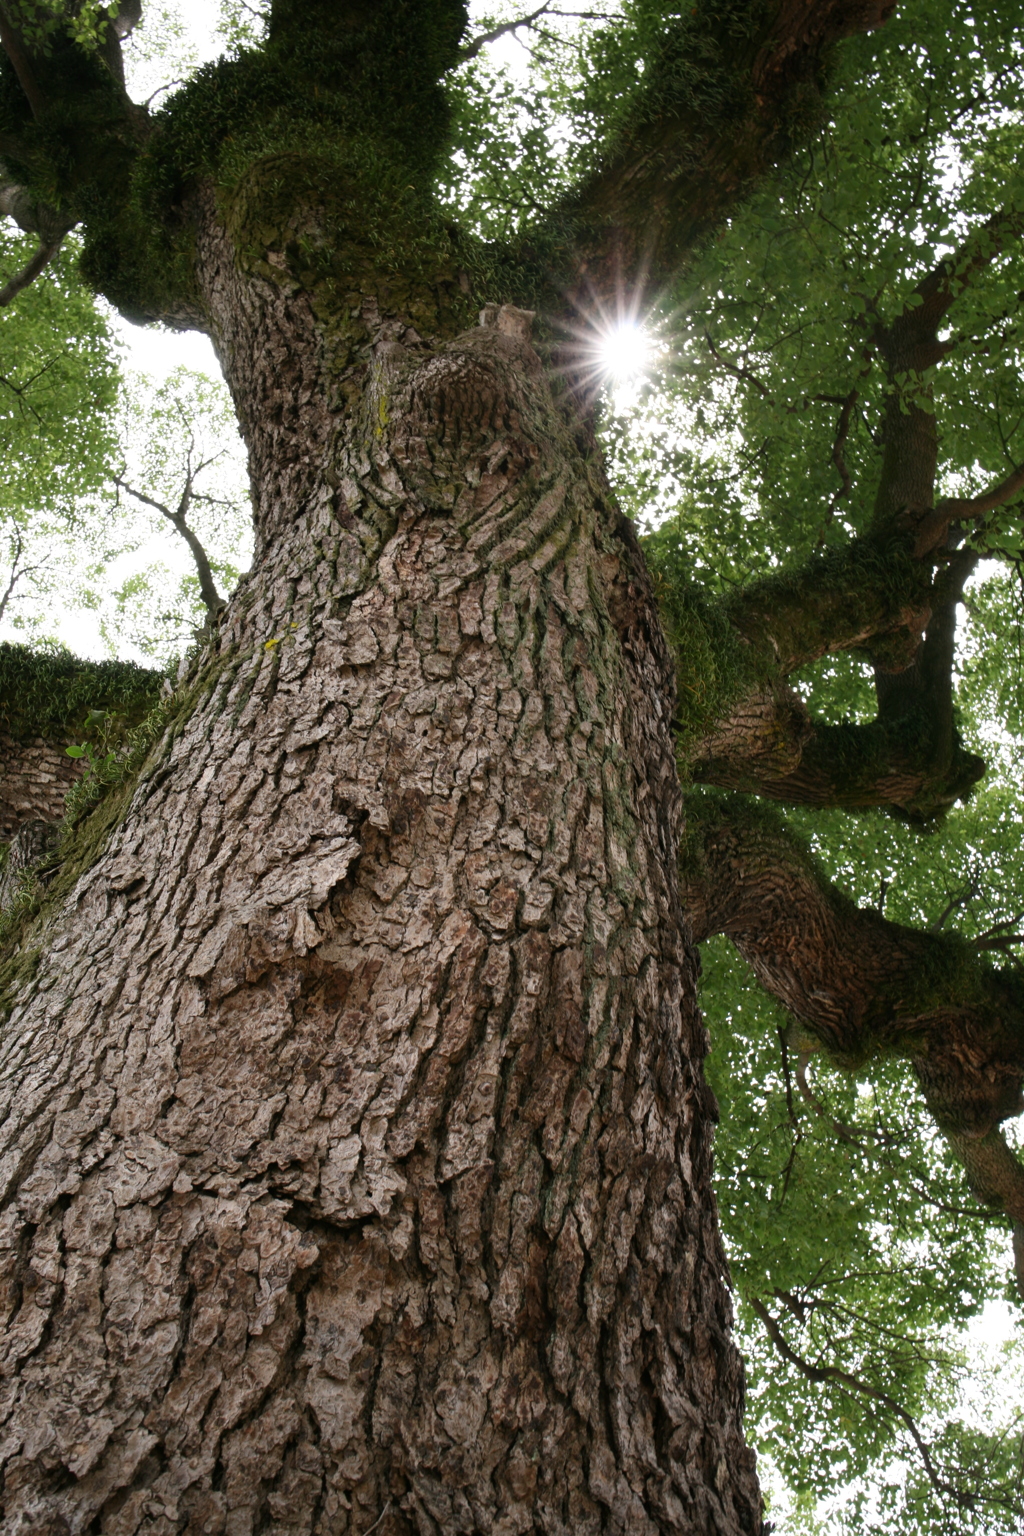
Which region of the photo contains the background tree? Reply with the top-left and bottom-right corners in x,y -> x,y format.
99,367 -> 252,661
4,3 -> 1024,1535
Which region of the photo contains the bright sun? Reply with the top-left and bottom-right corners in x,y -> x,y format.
598,322 -> 656,384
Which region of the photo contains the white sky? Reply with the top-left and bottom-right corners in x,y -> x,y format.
111,1 -> 225,380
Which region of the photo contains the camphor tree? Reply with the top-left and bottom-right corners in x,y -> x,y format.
1,2 -> 1024,1534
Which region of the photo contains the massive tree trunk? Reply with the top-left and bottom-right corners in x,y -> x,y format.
0,203 -> 759,1534
0,1 -> 910,1527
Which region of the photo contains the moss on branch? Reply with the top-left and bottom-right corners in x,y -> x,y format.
0,642 -> 164,745
643,523 -> 985,820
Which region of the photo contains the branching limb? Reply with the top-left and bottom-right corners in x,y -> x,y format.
0,528 -> 36,622
682,794 -> 1024,1288
913,460 -> 1024,558
114,475 -> 225,621
748,1297 -> 988,1511
0,235 -> 63,308
456,4 -> 554,64
881,208 -> 1024,369
548,0 -> 897,305
665,524 -> 982,818
867,208 -> 1024,545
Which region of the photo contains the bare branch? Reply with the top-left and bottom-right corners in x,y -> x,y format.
457,5 -> 612,64
795,1052 -> 864,1146
456,4 -> 552,65
928,878 -> 980,932
0,527 -> 25,622
114,474 -> 225,621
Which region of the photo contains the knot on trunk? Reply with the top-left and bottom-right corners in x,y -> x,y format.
478,303 -> 536,342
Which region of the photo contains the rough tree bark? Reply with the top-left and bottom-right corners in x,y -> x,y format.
0,239 -> 757,1536
0,2 -> 901,1532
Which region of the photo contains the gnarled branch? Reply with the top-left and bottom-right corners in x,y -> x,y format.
682,793 -> 1024,1290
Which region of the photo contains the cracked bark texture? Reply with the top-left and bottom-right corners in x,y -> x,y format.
0,212 -> 759,1534
0,737 -> 79,844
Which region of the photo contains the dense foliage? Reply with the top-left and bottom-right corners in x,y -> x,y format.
0,226 -> 119,631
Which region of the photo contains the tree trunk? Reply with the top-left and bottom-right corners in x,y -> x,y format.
0,205 -> 759,1535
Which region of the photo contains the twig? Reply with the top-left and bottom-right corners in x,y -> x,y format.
794,1053 -> 864,1146
702,330 -> 772,397
364,1500 -> 393,1535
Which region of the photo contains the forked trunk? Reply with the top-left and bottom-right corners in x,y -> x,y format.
0,205 -> 759,1535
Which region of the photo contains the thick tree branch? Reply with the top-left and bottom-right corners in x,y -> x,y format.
882,208 -> 1024,369
662,524 -> 982,818
555,0 -> 897,300
0,4 -> 47,118
0,234 -> 62,307
683,794 -> 1024,1288
694,711 -> 986,818
658,535 -> 981,817
912,460 -> 1024,558
867,209 -> 1024,547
